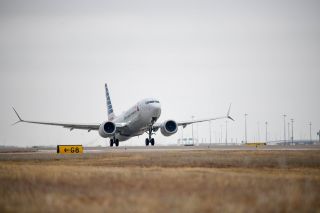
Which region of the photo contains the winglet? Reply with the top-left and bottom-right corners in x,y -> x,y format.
227,104 -> 234,121
12,107 -> 24,125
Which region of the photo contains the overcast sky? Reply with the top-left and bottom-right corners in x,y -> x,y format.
0,0 -> 319,147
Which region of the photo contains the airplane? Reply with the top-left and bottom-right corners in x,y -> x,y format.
12,83 -> 234,147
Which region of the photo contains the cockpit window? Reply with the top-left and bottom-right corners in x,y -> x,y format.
145,100 -> 160,104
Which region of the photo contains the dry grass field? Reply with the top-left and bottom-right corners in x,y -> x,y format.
0,149 -> 320,213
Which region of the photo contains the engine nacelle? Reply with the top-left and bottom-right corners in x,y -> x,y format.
99,121 -> 116,138
160,120 -> 178,136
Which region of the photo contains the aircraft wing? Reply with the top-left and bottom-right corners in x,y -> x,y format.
154,104 -> 234,129
12,107 -> 100,131
177,115 -> 233,128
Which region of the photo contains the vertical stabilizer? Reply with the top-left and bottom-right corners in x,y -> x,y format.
105,83 -> 115,120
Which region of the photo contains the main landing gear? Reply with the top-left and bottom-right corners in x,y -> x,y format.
110,137 -> 119,147
145,126 -> 155,146
145,138 -> 155,146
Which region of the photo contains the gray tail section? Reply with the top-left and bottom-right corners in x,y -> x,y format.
105,83 -> 115,120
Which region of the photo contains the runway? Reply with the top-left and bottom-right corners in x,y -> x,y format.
83,144 -> 320,152
1,144 -> 320,154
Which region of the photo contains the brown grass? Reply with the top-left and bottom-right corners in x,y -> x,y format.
0,150 -> 319,213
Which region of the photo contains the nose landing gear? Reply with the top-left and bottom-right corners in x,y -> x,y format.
145,126 -> 155,146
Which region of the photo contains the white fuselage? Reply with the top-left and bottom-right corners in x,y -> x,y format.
112,98 -> 161,141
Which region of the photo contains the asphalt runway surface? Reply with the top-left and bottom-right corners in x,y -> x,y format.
1,144 -> 320,153
84,144 -> 320,153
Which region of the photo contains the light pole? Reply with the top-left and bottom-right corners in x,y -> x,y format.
191,116 -> 194,145
257,122 -> 260,142
181,125 -> 184,145
220,125 -> 223,144
225,120 -> 228,145
209,121 -> 212,146
317,130 -> 320,143
265,121 -> 268,142
309,122 -> 312,143
283,114 -> 287,143
197,123 -> 199,145
291,119 -> 294,145
287,122 -> 290,146
244,114 -> 248,143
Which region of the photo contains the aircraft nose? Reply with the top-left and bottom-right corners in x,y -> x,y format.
151,104 -> 161,117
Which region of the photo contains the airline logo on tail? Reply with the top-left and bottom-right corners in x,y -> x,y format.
105,83 -> 115,120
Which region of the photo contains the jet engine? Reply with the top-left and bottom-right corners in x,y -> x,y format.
99,121 -> 116,138
160,120 -> 178,136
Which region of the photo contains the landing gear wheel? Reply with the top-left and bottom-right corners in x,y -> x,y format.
115,139 -> 119,147
146,125 -> 156,147
110,139 -> 114,147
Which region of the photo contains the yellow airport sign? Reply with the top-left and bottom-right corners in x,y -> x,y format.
57,145 -> 83,154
